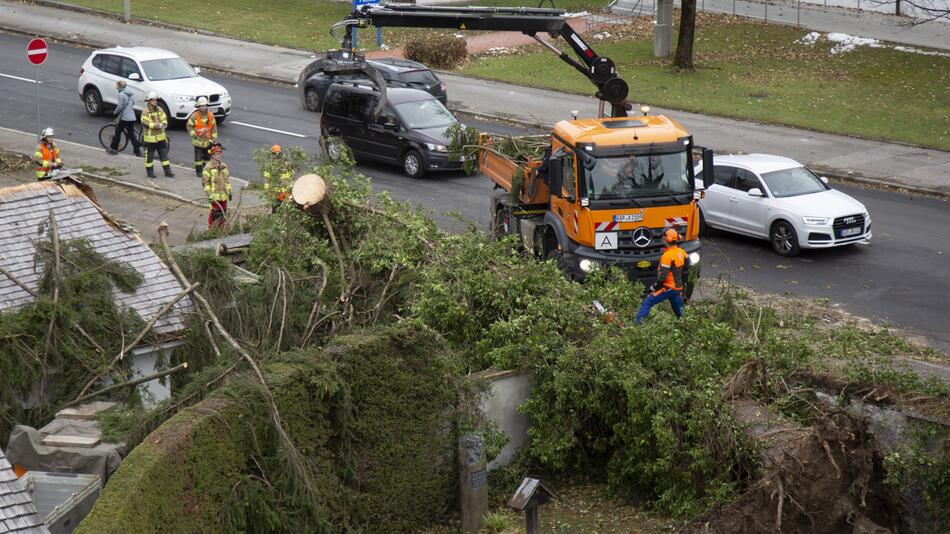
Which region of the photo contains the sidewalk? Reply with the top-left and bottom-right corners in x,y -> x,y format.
0,125 -> 261,208
1,0 -> 948,195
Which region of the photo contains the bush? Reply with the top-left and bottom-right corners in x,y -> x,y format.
404,34 -> 468,69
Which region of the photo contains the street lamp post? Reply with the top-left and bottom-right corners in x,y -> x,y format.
124,0 -> 131,22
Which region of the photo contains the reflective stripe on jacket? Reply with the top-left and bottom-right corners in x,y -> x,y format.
141,106 -> 168,143
655,245 -> 686,293
187,111 -> 217,148
202,160 -> 231,202
33,141 -> 61,178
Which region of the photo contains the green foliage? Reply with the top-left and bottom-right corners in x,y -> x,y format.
883,424 -> 950,527
405,33 -> 468,69
0,238 -> 144,440
253,145 -> 312,206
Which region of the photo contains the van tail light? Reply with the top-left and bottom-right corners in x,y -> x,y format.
440,82 -> 445,92
80,68 -> 84,76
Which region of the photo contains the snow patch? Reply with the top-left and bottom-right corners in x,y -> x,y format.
564,10 -> 590,18
797,31 -> 948,56
485,47 -> 516,56
593,31 -> 612,40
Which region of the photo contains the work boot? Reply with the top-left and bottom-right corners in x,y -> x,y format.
146,168 -> 157,178
195,166 -> 203,178
164,165 -> 175,178
134,148 -> 143,157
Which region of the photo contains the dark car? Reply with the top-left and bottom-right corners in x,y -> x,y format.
299,57 -> 447,113
320,83 -> 466,178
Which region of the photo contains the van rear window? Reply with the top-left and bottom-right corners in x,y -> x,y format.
401,70 -> 439,86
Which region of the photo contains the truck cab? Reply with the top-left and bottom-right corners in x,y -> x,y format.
489,115 -> 709,293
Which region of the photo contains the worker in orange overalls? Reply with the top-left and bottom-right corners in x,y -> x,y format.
33,127 -> 62,180
186,96 -> 218,178
636,228 -> 687,324
261,144 -> 295,212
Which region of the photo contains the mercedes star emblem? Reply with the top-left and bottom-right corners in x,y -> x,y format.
632,227 -> 652,248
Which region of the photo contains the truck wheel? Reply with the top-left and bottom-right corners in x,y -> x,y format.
491,204 -> 509,238
402,149 -> 425,178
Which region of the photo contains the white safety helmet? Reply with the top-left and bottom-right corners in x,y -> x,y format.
145,91 -> 158,101
41,127 -> 54,138
195,96 -> 209,107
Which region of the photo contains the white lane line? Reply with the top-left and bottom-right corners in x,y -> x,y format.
231,121 -> 307,138
0,72 -> 40,83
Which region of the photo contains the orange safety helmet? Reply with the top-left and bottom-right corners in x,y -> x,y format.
663,228 -> 681,244
270,144 -> 282,154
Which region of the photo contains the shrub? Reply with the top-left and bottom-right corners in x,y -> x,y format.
404,34 -> 468,69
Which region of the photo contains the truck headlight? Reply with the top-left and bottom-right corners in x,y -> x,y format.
688,252 -> 700,265
425,143 -> 447,153
802,216 -> 829,225
579,259 -> 599,272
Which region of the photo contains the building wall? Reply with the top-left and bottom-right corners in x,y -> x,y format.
478,371 -> 533,471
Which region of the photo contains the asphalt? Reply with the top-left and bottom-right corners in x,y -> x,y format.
0,0 -> 948,196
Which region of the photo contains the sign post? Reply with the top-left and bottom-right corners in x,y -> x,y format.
27,38 -> 48,141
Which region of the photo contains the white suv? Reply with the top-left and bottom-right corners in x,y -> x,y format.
78,47 -> 231,123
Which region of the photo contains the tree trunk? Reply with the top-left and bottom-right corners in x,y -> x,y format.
674,0 -> 697,71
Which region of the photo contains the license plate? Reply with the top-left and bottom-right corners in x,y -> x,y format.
840,226 -> 862,237
614,213 -> 643,223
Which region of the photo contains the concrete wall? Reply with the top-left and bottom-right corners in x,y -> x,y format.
476,370 -> 533,470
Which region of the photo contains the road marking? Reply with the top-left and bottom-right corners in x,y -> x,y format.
231,121 -> 307,138
0,72 -> 40,84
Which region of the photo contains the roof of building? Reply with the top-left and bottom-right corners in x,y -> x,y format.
0,447 -> 47,534
0,180 -> 192,337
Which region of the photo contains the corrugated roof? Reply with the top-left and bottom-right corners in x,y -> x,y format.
0,447 -> 48,534
0,181 -> 193,337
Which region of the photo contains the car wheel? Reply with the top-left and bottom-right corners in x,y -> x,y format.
324,136 -> 345,160
304,88 -> 321,112
215,115 -> 227,125
698,207 -> 710,236
157,101 -> 172,126
402,149 -> 425,178
770,220 -> 800,257
83,87 -> 104,116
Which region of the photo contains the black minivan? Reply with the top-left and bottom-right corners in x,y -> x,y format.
320,83 -> 465,178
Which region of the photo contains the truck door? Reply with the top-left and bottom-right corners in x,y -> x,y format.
551,149 -> 578,241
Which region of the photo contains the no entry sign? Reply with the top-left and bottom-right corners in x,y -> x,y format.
27,38 -> 48,65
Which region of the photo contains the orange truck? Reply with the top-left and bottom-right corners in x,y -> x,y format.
326,3 -> 714,291
482,115 -> 711,293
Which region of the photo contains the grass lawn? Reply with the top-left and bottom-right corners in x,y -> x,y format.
458,14 -> 950,150
60,0 -> 605,51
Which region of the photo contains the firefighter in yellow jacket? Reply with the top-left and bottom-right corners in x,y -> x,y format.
261,144 -> 295,212
203,143 -> 231,228
186,96 -> 218,178
33,127 -> 62,180
141,91 -> 175,178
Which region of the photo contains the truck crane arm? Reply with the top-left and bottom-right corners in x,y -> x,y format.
330,3 -> 631,118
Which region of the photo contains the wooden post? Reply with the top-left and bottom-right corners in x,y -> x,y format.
525,507 -> 539,534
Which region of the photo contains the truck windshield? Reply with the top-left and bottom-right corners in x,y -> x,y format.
585,151 -> 691,199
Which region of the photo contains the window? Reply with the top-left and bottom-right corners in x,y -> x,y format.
733,169 -> 763,193
141,58 -> 197,81
393,99 -> 454,129
713,166 -> 737,188
374,108 -> 399,128
401,70 -> 439,86
347,93 -> 375,122
562,152 -> 576,198
760,166 -> 828,198
119,57 -> 141,79
585,151 -> 691,200
95,54 -> 122,76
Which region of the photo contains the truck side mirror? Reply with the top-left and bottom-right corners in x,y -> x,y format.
702,148 -> 715,189
548,157 -> 563,196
